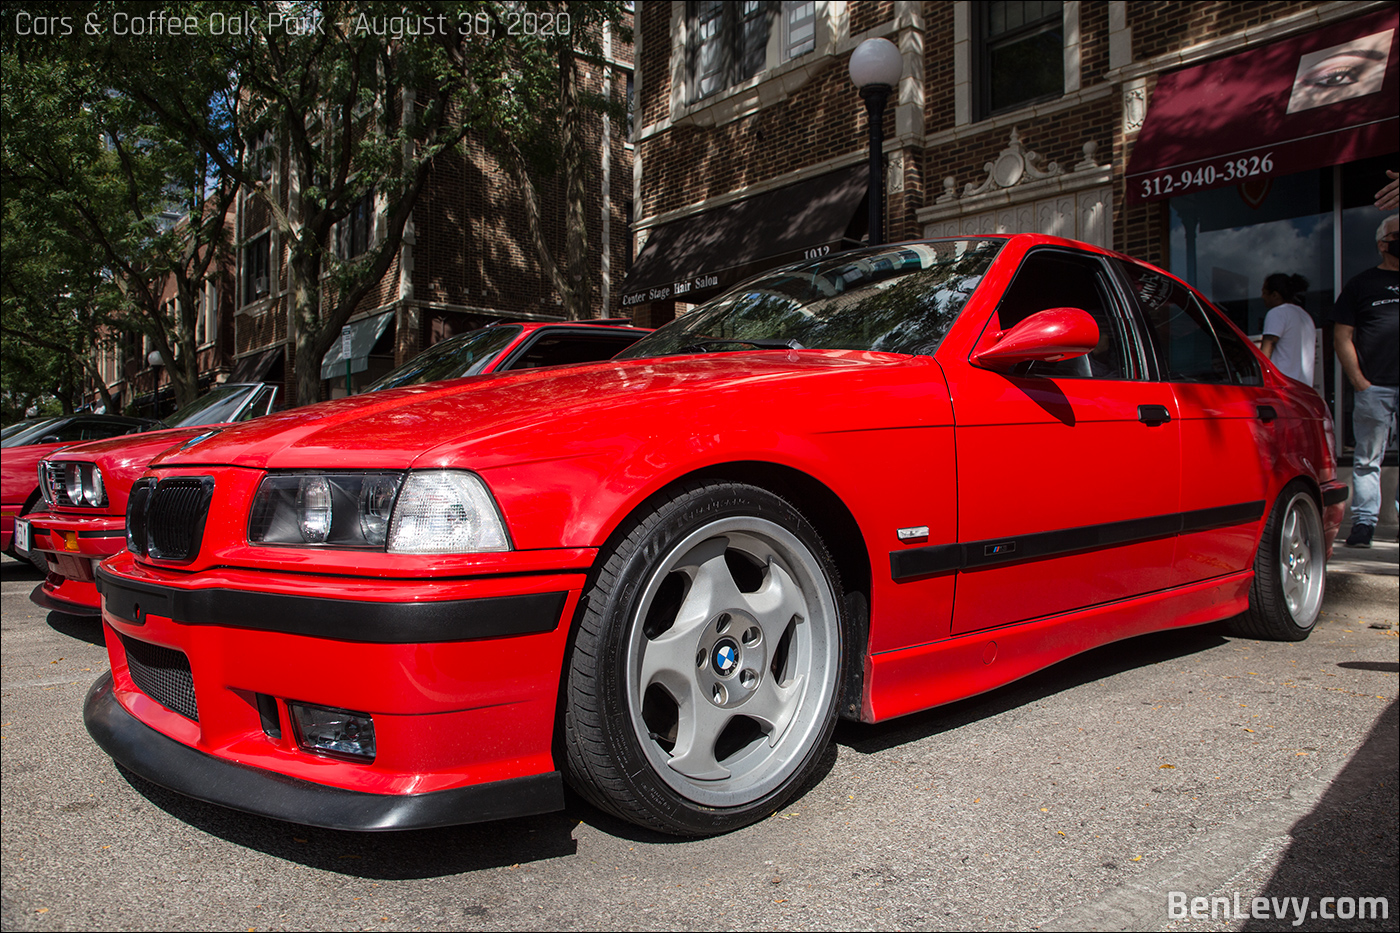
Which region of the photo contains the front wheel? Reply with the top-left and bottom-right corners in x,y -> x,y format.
1229,482 -> 1325,641
564,482 -> 844,836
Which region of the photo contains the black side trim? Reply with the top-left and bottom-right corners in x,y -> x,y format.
1180,501 -> 1266,533
29,582 -> 101,617
84,673 -> 564,831
96,565 -> 567,643
890,500 -> 1267,581
889,544 -> 960,580
1322,485 -> 1349,507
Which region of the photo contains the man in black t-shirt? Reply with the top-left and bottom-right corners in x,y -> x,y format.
1334,214 -> 1399,548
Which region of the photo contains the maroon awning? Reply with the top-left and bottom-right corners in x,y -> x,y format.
1126,8 -> 1398,205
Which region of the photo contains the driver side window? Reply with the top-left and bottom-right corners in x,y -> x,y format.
993,250 -> 1131,379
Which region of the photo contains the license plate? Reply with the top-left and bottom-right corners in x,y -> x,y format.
14,518 -> 30,556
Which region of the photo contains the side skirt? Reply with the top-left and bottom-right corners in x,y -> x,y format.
862,571 -> 1252,722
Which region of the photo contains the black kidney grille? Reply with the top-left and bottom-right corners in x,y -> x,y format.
145,478 -> 214,561
121,633 -> 198,722
126,479 -> 154,555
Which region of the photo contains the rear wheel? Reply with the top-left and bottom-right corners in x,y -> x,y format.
1229,482 -> 1324,641
564,482 -> 844,836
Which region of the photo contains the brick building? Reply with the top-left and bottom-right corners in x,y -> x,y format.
621,0 -> 1397,435
88,211 -> 238,419
227,18 -> 635,401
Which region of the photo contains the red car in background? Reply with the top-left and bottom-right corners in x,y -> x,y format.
84,237 -> 1343,838
25,321 -> 648,615
2,414 -> 159,558
17,383 -> 280,610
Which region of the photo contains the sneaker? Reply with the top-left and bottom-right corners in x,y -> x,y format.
1344,524 -> 1374,548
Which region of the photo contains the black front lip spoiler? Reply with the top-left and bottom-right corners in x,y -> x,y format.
31,582 -> 100,617
84,672 -> 565,831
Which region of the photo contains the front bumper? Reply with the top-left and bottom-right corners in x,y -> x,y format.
85,672 -> 564,830
90,551 -> 590,830
28,512 -> 127,614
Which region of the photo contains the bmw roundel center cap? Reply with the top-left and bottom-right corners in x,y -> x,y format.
712,639 -> 739,676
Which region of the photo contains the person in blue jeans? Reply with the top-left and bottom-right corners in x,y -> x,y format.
1333,213 -> 1399,548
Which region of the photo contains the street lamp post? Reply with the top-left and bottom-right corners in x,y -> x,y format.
849,37 -> 903,247
147,350 -> 165,420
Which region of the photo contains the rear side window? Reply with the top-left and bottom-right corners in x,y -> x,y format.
80,420 -> 140,441
992,249 -> 1134,380
506,332 -> 643,369
1117,262 -> 1259,385
1208,305 -> 1263,386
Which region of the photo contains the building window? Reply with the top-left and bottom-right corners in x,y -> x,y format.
243,233 -> 270,304
626,73 -> 635,143
978,1 -> 1063,118
196,282 -> 218,347
687,0 -> 773,102
250,131 -> 275,182
339,192 -> 373,259
624,201 -> 634,273
783,1 -> 815,59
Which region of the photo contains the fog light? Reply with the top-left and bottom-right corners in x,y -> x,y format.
288,702 -> 376,760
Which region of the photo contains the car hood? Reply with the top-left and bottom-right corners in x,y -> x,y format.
152,352 -> 943,472
42,426 -> 212,473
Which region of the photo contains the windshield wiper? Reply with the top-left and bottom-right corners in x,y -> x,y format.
677,337 -> 804,354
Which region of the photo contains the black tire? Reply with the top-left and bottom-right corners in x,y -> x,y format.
1228,481 -> 1325,641
563,481 -> 845,836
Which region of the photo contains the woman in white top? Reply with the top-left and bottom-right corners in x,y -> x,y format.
1259,273 -> 1316,387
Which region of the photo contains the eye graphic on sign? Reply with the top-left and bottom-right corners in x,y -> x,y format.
1286,28 -> 1393,113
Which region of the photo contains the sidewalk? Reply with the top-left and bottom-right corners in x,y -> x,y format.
1329,537 -> 1400,577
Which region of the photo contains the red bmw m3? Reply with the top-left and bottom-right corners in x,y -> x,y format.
85,235 -> 1344,836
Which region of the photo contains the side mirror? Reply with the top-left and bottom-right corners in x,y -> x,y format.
971,307 -> 1099,373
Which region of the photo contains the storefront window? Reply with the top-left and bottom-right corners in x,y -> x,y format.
1168,154 -> 1396,453
1169,168 -> 1332,339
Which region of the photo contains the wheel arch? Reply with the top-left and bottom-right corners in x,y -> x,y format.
680,461 -> 873,721
553,460 -> 876,768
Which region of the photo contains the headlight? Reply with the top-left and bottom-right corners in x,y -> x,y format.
247,470 -> 510,553
249,472 -> 404,548
39,461 -> 108,508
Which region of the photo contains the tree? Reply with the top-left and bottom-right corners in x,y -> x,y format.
0,195 -> 122,417
1,23 -> 236,411
479,2 -> 632,321
112,0 -> 481,406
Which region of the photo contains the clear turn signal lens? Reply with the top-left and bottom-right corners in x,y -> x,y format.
388,471 -> 510,554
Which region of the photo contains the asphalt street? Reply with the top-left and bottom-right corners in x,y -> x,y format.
2,542 -> 1396,932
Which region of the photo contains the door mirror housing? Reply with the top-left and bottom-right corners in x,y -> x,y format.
971,307 -> 1099,373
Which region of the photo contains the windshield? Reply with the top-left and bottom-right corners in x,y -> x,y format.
1,417 -> 63,448
165,384 -> 261,428
369,324 -> 523,391
618,240 -> 1004,360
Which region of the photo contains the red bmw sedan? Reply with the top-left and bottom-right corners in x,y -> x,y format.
84,236 -> 1344,837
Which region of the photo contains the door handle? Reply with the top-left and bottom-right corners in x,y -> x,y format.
1257,405 -> 1277,423
1138,404 -> 1171,425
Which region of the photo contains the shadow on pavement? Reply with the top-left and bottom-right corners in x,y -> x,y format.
1337,660 -> 1400,674
1240,699 -> 1399,932
837,625 -> 1228,755
46,610 -> 105,647
0,554 -> 45,582
115,763 -> 581,879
